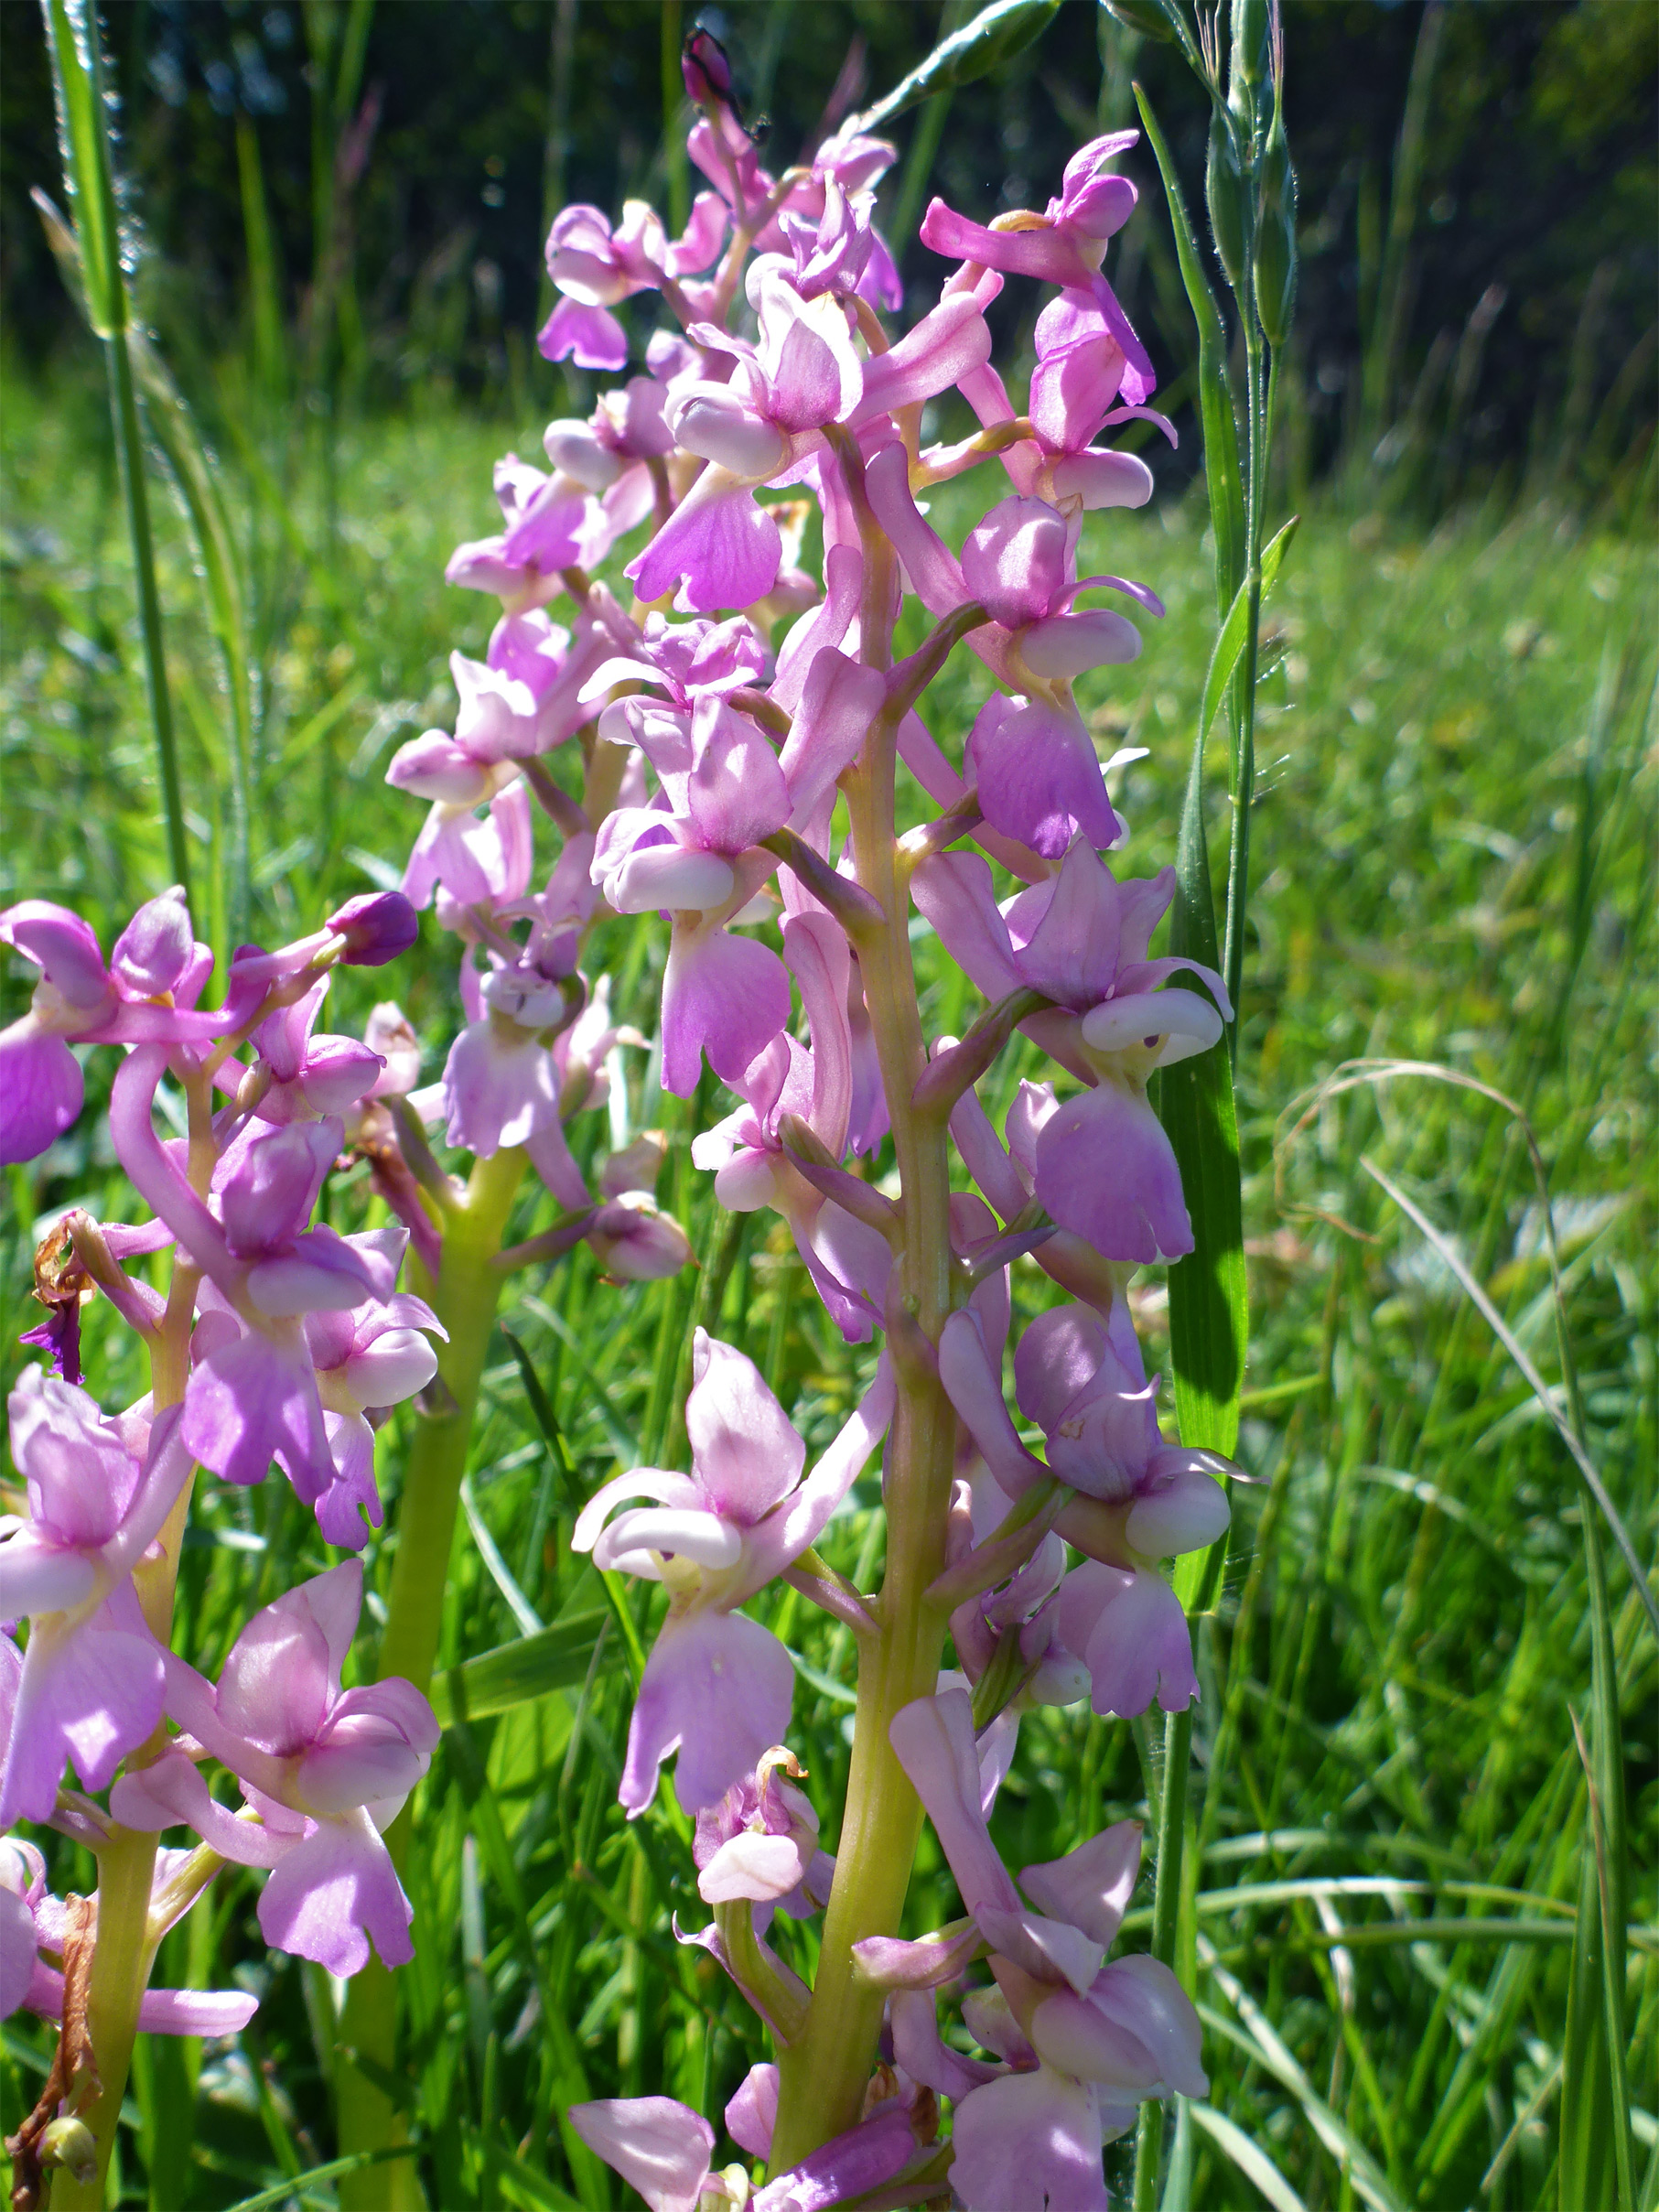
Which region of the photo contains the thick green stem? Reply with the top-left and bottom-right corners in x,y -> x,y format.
770,636 -> 960,2160
337,1145 -> 526,2211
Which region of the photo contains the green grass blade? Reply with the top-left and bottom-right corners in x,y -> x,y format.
1188,2101 -> 1308,2212
428,1613 -> 607,1729
43,0 -> 193,902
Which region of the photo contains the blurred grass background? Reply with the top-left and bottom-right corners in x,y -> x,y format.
2,2 -> 1656,2207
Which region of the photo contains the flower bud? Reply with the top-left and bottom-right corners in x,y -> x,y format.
1100,0 -> 1176,43
682,26 -> 732,109
40,2117 -> 98,2185
1230,0 -> 1271,90
1205,116 -> 1248,292
327,891 -> 420,967
1253,108 -> 1298,349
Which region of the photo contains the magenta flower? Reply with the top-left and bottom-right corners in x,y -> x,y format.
921,132 -> 1155,405
113,1562 -> 437,1977
568,2091 -> 915,2212
938,1298 -> 1230,1719
228,977 -> 386,1127
573,1331 -> 893,1813
1,1836 -> 258,2036
0,1376 -> 190,1825
878,1690 -> 1206,2211
693,1744 -> 828,1907
0,891 -> 222,1164
402,779 -> 533,913
690,911 -> 892,1342
628,275 -> 989,612
299,1250 -> 446,1548
916,840 -> 1231,1262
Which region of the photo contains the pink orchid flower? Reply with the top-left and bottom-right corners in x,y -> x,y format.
917,840 -> 1231,1262
573,1330 -> 893,1814
0,1376 -> 190,1826
878,1689 -> 1206,2212
1,1835 -> 258,2036
569,2089 -> 916,2212
113,1561 -> 437,1977
0,890 -> 223,1164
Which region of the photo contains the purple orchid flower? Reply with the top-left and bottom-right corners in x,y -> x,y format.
0,1376 -> 190,1826
937,1298 -> 1233,1718
296,1247 -> 447,1547
1,1835 -> 259,2036
692,1745 -> 834,1910
628,270 -> 990,613
690,912 -> 892,1343
876,1689 -> 1206,2211
921,132 -> 1156,407
401,777 -> 534,914
862,459 -> 1161,854
112,1561 -> 437,1977
568,2091 -> 916,2212
916,839 -> 1231,1262
0,891 -> 224,1164
220,977 -> 386,1128
110,1050 -> 417,1537
572,1330 -> 893,1814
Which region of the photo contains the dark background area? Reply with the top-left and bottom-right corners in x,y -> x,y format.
2,0 -> 1655,492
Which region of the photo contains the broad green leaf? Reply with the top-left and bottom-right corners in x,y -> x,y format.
1159,695 -> 1246,1524
427,1612 -> 606,1730
860,0 -> 1061,132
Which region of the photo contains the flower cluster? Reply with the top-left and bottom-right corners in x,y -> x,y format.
2,22 -> 1250,2205
368,35 -> 1239,2207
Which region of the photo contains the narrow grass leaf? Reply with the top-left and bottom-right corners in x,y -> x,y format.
428,1613 -> 606,1729
1359,1155 -> 1658,1644
1188,2102 -> 1308,2212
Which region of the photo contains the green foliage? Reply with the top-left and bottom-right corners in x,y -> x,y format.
2,357 -> 1655,2207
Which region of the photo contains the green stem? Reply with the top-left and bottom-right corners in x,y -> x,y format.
1221,287 -> 1267,1050
337,1145 -> 527,2211
770,569 -> 959,2165
1131,1703 -> 1194,2212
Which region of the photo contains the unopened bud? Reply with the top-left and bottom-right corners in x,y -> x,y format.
1253,110 -> 1297,347
326,891 -> 420,967
1205,116 -> 1248,291
1099,0 -> 1177,43
585,1192 -> 694,1281
1231,0 -> 1271,88
682,27 -> 732,108
40,2117 -> 99,2185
